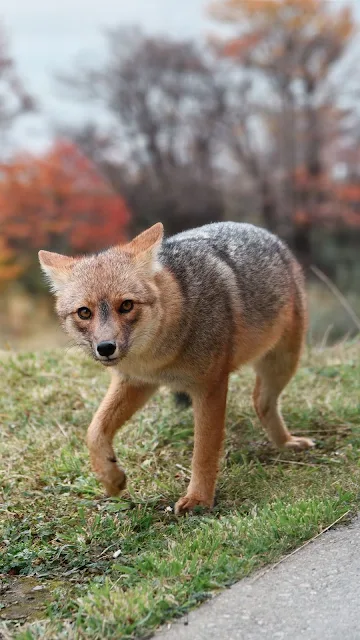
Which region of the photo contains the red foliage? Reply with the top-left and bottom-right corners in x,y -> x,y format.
221,32 -> 264,59
293,167 -> 360,229
0,140 -> 130,261
332,182 -> 360,228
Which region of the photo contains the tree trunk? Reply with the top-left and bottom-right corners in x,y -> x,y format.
292,219 -> 313,268
260,180 -> 278,233
293,82 -> 322,268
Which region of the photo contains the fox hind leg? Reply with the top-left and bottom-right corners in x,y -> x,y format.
253,310 -> 314,451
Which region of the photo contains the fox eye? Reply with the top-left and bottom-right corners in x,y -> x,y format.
119,300 -> 134,314
77,307 -> 92,320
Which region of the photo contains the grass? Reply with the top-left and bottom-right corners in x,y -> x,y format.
307,282 -> 360,344
0,341 -> 360,639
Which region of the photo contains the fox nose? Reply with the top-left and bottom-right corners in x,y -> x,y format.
97,341 -> 116,357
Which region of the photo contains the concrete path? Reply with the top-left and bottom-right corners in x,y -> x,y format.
158,517 -> 360,640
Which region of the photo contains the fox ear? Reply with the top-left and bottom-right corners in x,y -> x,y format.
38,250 -> 76,293
124,223 -> 164,273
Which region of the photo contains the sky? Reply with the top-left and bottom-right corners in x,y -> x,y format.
3,0 -> 210,152
2,0 -> 359,153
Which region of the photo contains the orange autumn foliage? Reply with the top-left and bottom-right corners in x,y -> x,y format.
0,141 -> 130,271
210,0 -> 359,241
0,237 -> 22,288
210,0 -> 355,75
293,167 -> 360,229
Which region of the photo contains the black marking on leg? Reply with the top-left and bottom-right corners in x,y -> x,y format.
118,475 -> 126,490
107,456 -> 117,463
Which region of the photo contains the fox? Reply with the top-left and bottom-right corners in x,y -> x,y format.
39,221 -> 314,514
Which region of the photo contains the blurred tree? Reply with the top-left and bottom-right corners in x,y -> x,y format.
212,75 -> 280,232
0,22 -> 35,153
0,140 -> 129,288
0,237 -> 21,290
56,28 -> 226,235
209,0 -> 357,265
0,22 -> 36,286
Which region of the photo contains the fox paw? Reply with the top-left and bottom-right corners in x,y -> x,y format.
101,466 -> 127,497
175,493 -> 213,515
284,436 -> 315,451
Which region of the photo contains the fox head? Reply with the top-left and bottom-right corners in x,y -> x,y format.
38,223 -> 164,366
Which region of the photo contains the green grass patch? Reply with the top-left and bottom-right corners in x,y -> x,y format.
1,342 -> 360,639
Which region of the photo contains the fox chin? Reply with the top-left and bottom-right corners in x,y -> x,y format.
39,221 -> 314,514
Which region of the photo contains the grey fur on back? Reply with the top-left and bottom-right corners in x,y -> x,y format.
159,222 -> 301,362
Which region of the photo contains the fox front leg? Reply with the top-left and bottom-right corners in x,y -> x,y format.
175,376 -> 228,514
86,375 -> 156,496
